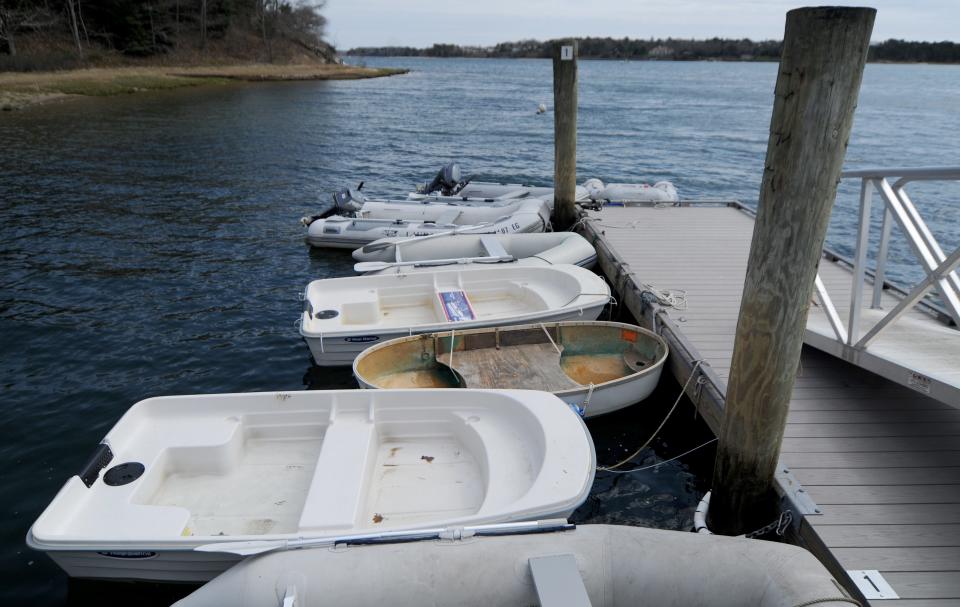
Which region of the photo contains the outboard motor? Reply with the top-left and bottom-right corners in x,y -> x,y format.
422,163 -> 468,196
300,182 -> 367,226
331,186 -> 366,214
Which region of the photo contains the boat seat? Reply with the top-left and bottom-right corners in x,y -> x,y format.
438,343 -> 581,392
297,416 -> 377,532
479,235 -> 510,258
529,554 -> 592,607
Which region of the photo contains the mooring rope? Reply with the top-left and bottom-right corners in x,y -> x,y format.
597,359 -> 704,471
600,437 -> 718,475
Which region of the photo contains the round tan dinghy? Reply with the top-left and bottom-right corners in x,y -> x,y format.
354,321 -> 668,417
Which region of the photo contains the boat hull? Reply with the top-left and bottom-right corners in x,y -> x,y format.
305,304 -> 607,367
175,525 -> 851,607
352,321 -> 669,417
300,265 -> 611,367
306,199 -> 550,249
353,232 -> 597,271
28,390 -> 595,582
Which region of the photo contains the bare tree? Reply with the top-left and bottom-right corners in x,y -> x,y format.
64,0 -> 82,55
199,0 -> 206,49
0,1 -> 57,57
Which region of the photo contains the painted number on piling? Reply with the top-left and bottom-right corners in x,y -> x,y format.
561,46 -> 573,61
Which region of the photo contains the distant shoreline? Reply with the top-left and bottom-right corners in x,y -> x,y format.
0,63 -> 408,112
347,55 -> 960,65
345,37 -> 960,64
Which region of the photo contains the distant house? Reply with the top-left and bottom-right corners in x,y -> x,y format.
648,45 -> 674,59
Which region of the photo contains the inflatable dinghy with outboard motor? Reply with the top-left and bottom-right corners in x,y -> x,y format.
304,198 -> 550,249
408,163 -> 678,207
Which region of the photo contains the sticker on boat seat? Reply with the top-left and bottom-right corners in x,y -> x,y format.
438,291 -> 476,322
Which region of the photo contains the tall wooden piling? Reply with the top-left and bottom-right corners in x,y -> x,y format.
552,39 -> 578,230
708,7 -> 875,535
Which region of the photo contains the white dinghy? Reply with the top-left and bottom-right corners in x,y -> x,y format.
27,389 -> 596,582
175,523 -> 855,607
305,198 -> 550,249
299,265 -> 611,366
353,322 -> 668,417
583,178 -> 680,205
352,232 -> 597,274
406,163 -> 679,209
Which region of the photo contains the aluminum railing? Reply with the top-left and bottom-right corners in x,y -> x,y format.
813,166 -> 960,351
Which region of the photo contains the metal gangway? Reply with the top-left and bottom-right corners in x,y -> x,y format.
809,166 -> 960,406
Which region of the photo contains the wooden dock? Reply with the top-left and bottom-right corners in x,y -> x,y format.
579,202 -> 960,606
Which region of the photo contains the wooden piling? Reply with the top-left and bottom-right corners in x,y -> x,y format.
552,39 -> 578,231
708,7 -> 875,535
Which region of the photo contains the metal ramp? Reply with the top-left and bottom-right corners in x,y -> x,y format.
809,167 -> 960,406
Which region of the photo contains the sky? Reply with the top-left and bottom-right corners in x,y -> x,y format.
323,1 -> 959,49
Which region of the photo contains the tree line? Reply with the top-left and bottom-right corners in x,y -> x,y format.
0,0 -> 330,63
347,36 -> 960,63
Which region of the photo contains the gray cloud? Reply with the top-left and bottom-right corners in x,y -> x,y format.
324,1 -> 959,49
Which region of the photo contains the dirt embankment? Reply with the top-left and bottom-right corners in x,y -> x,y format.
0,63 -> 408,111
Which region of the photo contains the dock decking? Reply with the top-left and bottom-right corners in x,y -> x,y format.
580,203 -> 960,606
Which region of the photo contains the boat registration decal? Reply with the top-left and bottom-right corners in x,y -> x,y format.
345,336 -> 380,343
97,551 -> 157,560
438,291 -> 476,322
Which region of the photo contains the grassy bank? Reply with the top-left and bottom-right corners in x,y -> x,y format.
0,64 -> 408,111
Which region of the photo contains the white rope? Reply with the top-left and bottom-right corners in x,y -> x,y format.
597,360 -> 704,471
601,437 -> 718,475
581,382 -> 595,414
448,329 -> 455,370
539,323 -> 562,356
640,283 -> 688,310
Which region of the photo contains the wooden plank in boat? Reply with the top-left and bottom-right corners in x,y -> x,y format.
438,343 -> 581,392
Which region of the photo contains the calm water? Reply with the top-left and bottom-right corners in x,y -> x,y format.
2,58 -> 958,604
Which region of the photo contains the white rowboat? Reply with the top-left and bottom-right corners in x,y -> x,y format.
299,265 -> 611,366
27,389 -> 596,582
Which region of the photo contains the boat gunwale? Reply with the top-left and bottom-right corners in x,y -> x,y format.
353,320 -> 669,396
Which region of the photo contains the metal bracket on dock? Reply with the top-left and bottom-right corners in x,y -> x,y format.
847,570 -> 899,600
775,466 -> 822,526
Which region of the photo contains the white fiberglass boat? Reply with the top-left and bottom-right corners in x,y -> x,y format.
353,322 -> 668,417
299,265 -> 611,366
176,523 -> 854,607
352,232 -> 597,274
305,198 -> 550,249
27,389 -> 596,582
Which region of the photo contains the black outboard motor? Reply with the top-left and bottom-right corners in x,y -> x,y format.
422,163 -> 469,196
300,182 -> 367,226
